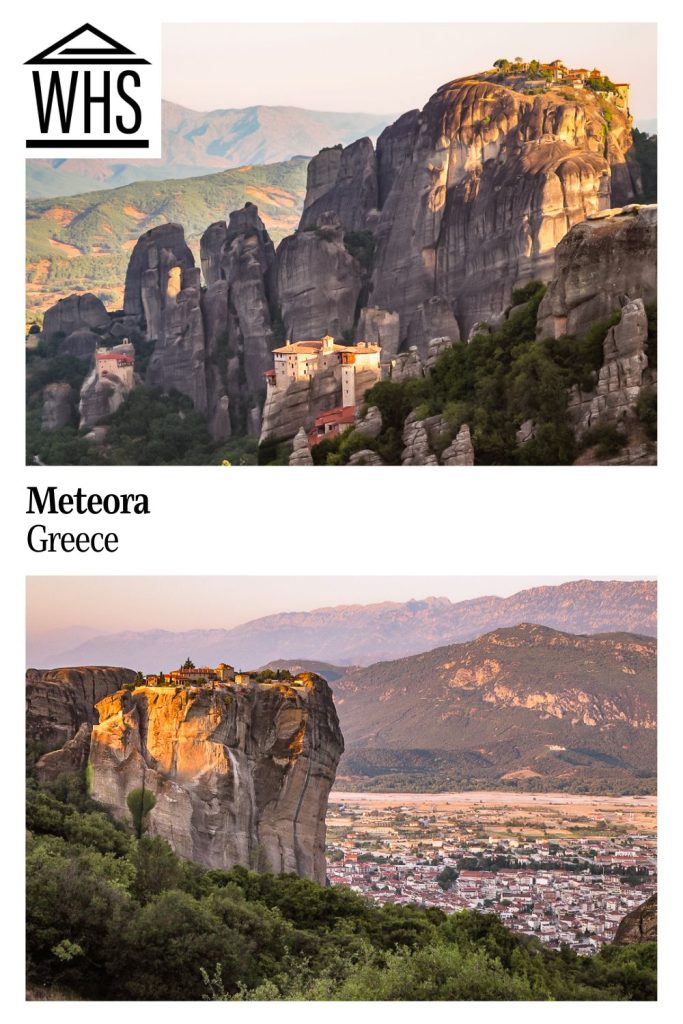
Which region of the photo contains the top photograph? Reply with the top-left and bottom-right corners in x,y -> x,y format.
25,22 -> 657,466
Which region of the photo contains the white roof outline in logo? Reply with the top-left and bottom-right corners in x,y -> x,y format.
25,23 -> 150,65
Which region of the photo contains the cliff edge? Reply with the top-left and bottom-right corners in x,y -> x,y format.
89,675 -> 344,882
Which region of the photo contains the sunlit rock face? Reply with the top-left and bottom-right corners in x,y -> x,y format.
89,676 -> 344,882
292,72 -> 642,344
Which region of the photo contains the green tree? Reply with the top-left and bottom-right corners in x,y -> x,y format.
126,786 -> 156,839
183,657 -> 195,670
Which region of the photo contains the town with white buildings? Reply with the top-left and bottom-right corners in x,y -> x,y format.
326,793 -> 656,955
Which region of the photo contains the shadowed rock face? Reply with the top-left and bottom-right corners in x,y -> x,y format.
89,676 -> 344,882
276,212 -> 362,340
286,72 -> 642,346
123,223 -> 195,325
300,138 -> 378,231
41,293 -> 110,345
199,204 -> 277,435
41,382 -> 73,432
26,666 -> 136,749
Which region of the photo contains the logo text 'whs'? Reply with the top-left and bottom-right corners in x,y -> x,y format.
24,23 -> 160,156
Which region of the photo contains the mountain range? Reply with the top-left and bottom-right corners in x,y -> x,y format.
26,101 -> 395,199
28,580 -> 656,674
333,623 -> 656,793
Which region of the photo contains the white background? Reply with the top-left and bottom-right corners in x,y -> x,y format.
3,1 -> 680,1019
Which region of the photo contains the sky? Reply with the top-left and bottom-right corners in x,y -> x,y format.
162,23 -> 657,124
26,576 -> 652,638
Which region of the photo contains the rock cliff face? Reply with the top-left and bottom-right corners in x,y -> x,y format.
120,208 -> 279,438
537,205 -> 657,338
567,297 -> 654,444
145,265 -> 209,414
400,411 -> 474,466
286,69 -> 642,348
299,139 -> 378,232
89,676 -> 343,882
123,223 -> 195,327
41,382 -> 73,431
199,204 -> 277,436
614,893 -> 657,944
26,666 -> 136,748
276,213 -> 363,340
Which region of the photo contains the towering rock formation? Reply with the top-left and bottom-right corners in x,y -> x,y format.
89,676 -> 344,882
123,223 -> 195,330
26,666 -> 136,749
200,203 -> 277,436
536,205 -> 657,338
119,207 -> 279,438
145,265 -> 209,414
299,138 -> 378,231
280,67 -> 643,350
276,212 -> 363,340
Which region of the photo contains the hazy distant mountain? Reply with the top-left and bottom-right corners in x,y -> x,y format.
334,623 -> 657,793
29,579 -> 656,675
26,157 -> 308,316
26,100 -> 396,199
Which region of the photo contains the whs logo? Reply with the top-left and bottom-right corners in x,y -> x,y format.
24,22 -> 160,157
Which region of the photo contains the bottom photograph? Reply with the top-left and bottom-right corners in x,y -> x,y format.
25,576 -> 657,1002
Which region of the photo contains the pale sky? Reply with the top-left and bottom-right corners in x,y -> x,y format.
162,23 -> 656,123
26,576 -> 652,637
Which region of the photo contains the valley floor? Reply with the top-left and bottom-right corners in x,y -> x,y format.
326,791 -> 656,955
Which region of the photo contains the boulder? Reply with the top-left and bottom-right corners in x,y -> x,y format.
390,347 -> 424,382
348,449 -> 384,466
355,405 -> 383,440
41,293 -> 109,344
